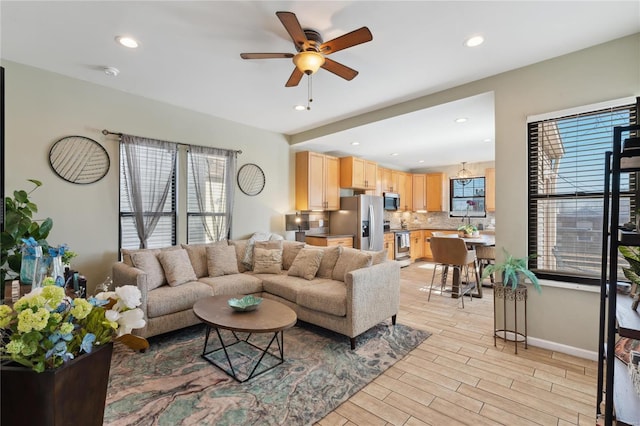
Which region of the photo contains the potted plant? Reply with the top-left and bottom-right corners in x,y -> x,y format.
0,283 -> 147,425
481,248 -> 541,293
457,224 -> 478,237
619,246 -> 640,310
0,179 -> 53,297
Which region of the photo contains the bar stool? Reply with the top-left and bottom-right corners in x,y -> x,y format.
427,237 -> 480,308
476,245 -> 496,286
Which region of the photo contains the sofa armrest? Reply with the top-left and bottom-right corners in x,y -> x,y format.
345,261 -> 401,333
112,262 -> 150,317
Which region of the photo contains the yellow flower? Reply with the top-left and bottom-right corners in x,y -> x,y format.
42,277 -> 56,286
5,340 -> 24,354
60,322 -> 74,334
0,305 -> 13,328
41,285 -> 65,308
70,298 -> 92,320
16,308 -> 50,333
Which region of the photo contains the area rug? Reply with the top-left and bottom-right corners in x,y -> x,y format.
104,321 -> 430,426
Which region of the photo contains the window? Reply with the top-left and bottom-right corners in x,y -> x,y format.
449,177 -> 486,217
119,141 -> 177,250
528,99 -> 637,283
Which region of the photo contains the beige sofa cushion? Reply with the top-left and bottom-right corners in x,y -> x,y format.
371,249 -> 387,265
181,241 -> 227,278
157,249 -> 198,287
332,248 -> 373,282
288,248 -> 324,280
282,241 -> 305,270
122,245 -> 180,267
253,246 -> 283,274
297,280 -> 347,317
131,251 -> 167,290
316,246 -> 342,279
206,244 -> 240,277
146,281 -> 213,318
199,274 -> 263,296
260,274 -> 316,303
228,239 -> 249,273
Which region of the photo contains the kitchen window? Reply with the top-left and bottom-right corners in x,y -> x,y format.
449,177 -> 486,218
527,98 -> 638,284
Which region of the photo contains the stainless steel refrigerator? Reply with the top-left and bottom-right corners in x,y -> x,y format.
330,195 -> 384,251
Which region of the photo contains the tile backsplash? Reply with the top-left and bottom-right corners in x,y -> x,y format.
384,210 -> 495,230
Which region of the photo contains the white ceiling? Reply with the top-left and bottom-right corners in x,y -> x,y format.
2,1 -> 638,169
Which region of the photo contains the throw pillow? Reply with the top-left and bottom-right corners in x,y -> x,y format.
157,249 -> 198,287
181,241 -> 227,278
206,244 -> 240,277
241,232 -> 273,270
253,247 -> 283,274
122,245 -> 180,267
281,241 -> 305,270
332,248 -> 373,282
130,251 -> 167,290
316,245 -> 342,279
371,249 -> 388,265
228,239 -> 249,273
288,248 -> 324,280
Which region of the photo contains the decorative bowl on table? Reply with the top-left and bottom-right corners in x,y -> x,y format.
228,295 -> 263,312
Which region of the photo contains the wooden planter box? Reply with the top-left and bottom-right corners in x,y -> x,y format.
1,342 -> 113,426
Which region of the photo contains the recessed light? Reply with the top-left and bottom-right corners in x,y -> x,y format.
464,35 -> 484,47
391,153 -> 399,156
483,138 -> 492,142
115,36 -> 139,49
294,105 -> 306,111
351,142 -> 360,146
103,66 -> 120,77
455,117 -> 468,123
418,160 -> 424,163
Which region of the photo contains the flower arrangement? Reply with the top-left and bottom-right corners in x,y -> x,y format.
0,283 -> 145,372
457,224 -> 478,235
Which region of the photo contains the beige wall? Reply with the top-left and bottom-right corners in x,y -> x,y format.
292,34 -> 640,352
2,60 -> 292,294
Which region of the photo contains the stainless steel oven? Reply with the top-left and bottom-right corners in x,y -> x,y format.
394,230 -> 411,267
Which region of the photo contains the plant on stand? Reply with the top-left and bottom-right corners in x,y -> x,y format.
482,248 -> 541,292
0,179 -> 53,298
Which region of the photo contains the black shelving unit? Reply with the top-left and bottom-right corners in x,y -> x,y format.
597,124 -> 640,426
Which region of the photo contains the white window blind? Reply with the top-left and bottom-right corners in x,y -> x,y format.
528,100 -> 637,283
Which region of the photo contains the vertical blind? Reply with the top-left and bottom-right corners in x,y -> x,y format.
528,100 -> 637,283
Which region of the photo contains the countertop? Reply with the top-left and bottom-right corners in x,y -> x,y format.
305,234 -> 354,238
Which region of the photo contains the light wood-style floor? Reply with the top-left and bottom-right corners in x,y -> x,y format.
317,261 -> 599,426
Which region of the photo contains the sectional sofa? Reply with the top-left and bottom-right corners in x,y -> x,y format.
112,236 -> 401,349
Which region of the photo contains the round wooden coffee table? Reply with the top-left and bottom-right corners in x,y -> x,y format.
193,295 -> 297,382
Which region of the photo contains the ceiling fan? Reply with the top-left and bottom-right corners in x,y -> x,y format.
240,11 -> 373,87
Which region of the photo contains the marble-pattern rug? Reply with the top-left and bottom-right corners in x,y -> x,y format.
104,320 -> 430,426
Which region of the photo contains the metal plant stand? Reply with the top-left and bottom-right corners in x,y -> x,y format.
493,284 -> 528,354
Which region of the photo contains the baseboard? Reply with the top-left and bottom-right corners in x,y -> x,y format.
528,336 -> 598,361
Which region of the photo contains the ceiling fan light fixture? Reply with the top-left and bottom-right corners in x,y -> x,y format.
293,51 -> 325,75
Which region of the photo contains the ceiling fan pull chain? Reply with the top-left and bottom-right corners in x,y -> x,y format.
307,74 -> 313,110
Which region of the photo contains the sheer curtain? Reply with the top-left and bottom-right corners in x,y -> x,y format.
121,134 -> 178,248
188,145 -> 237,242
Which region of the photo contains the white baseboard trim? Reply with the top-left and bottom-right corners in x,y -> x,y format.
527,336 -> 598,361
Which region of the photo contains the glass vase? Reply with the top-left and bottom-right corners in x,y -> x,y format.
50,256 -> 65,286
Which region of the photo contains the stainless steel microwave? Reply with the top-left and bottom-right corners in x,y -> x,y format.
383,192 -> 400,211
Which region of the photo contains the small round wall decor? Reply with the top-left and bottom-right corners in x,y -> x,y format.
237,163 -> 265,196
49,136 -> 110,184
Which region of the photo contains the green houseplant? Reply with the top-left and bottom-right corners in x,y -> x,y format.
0,179 -> 53,296
619,246 -> 640,310
481,248 -> 541,293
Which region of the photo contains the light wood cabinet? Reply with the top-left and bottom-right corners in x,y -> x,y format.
381,168 -> 394,192
401,172 -> 413,211
305,235 -> 353,248
412,174 -> 426,211
409,230 -> 424,261
340,156 -> 377,190
383,233 -> 395,261
485,167 -> 495,212
295,151 -> 340,211
426,172 -> 445,212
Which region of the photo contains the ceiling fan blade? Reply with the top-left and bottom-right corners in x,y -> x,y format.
321,27 -> 373,54
285,68 -> 304,87
240,53 -> 294,59
276,11 -> 308,49
321,58 -> 359,81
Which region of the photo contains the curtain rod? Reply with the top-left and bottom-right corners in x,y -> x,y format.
101,129 -> 242,154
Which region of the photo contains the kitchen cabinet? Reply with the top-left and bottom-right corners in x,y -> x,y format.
426,172 -> 445,212
485,168 -> 495,212
383,233 -> 395,261
412,174 -> 426,211
380,167 -> 394,192
394,171 -> 412,211
340,156 -> 377,190
305,235 -> 353,248
295,151 -> 340,211
409,230 -> 424,261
